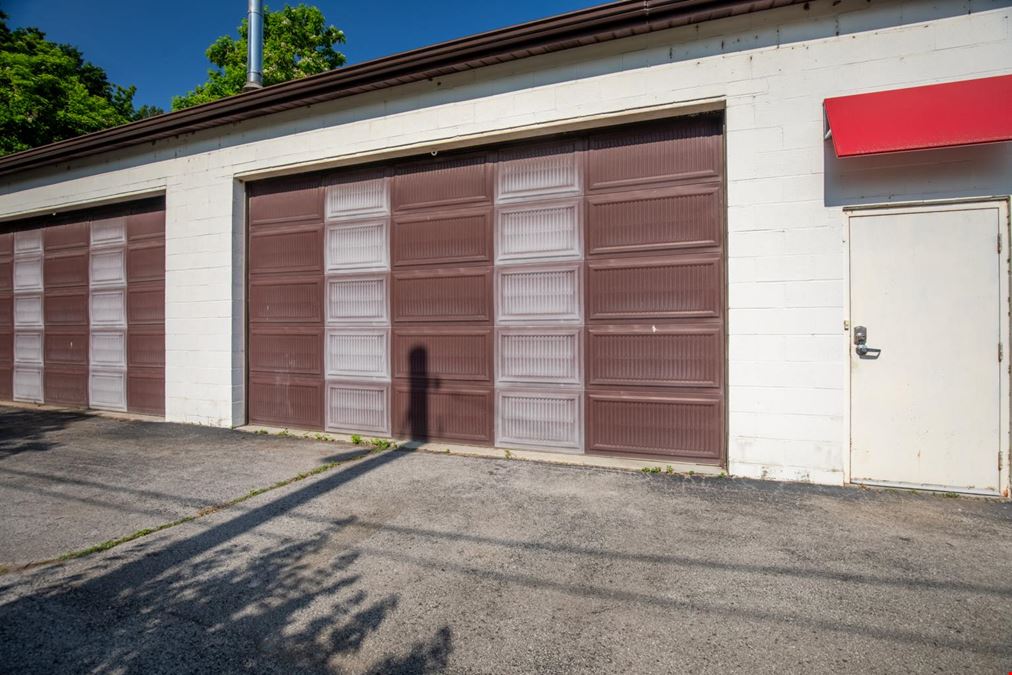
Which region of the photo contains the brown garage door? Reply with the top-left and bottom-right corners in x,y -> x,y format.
246,113 -> 725,463
0,199 -> 166,416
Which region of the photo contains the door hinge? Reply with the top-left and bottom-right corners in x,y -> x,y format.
999,232 -> 1003,253
1000,342 -> 1004,362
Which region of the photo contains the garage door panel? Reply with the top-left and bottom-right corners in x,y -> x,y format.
44,328 -> 88,366
0,294 -> 11,329
587,254 -> 721,321
392,326 -> 492,383
249,276 -> 323,324
392,207 -> 492,267
44,365 -> 89,405
127,282 -> 165,325
0,233 -> 11,256
249,325 -> 322,375
587,116 -> 723,191
0,330 -> 11,366
586,389 -> 722,461
393,154 -> 492,211
126,211 -> 165,242
126,242 -> 166,283
126,328 -> 165,368
586,184 -> 722,256
249,373 -> 323,428
0,260 -> 12,291
587,325 -> 722,388
249,224 -> 322,276
325,169 -> 389,221
392,381 -> 493,444
249,176 -> 323,225
45,289 -> 88,326
496,139 -> 583,202
127,366 -> 165,416
392,267 -> 492,323
44,250 -> 89,288
44,222 -> 89,251
326,380 -> 389,434
92,217 -> 127,248
0,367 -> 10,400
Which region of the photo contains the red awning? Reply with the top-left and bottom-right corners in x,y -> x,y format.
824,74 -> 1012,158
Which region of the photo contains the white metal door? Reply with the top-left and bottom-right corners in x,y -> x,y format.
849,202 -> 1006,494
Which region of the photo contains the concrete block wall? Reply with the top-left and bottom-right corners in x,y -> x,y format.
0,0 -> 1010,483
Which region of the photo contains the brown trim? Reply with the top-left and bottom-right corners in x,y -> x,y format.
0,0 -> 801,177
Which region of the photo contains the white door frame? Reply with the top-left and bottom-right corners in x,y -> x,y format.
843,197 -> 1011,497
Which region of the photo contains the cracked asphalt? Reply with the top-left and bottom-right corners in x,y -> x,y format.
1,406 -> 1010,673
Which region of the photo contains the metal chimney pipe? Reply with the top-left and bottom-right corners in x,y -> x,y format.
243,0 -> 264,90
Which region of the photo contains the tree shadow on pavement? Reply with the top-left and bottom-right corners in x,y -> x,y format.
0,449 -> 453,674
0,406 -> 89,460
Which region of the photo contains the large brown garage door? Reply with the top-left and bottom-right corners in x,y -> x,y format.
246,113 -> 725,463
0,199 -> 166,416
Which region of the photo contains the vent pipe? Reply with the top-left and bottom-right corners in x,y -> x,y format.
243,0 -> 264,90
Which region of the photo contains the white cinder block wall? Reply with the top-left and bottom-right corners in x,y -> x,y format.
1,0 -> 1010,484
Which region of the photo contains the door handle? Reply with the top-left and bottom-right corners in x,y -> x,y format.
853,325 -> 881,358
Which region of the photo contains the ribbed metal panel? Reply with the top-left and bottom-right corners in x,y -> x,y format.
587,326 -> 721,388
392,267 -> 492,323
587,391 -> 722,461
496,140 -> 581,202
13,365 -> 43,403
496,263 -> 582,323
89,249 -> 126,287
249,277 -> 323,323
249,224 -> 323,276
248,176 -> 323,225
496,387 -> 583,452
496,327 -> 582,385
326,219 -> 389,271
44,289 -> 88,326
326,328 -> 389,380
393,154 -> 492,211
326,274 -> 388,324
91,330 -> 127,368
44,329 -> 88,366
392,381 -> 493,443
248,374 -> 323,428
496,199 -> 582,262
44,366 -> 88,406
89,368 -> 128,411
587,116 -> 723,191
14,294 -> 44,328
13,331 -> 43,365
587,254 -> 721,321
586,184 -> 722,256
90,289 -> 127,327
392,326 -> 492,383
43,222 -> 89,251
325,174 -> 389,220
126,242 -> 166,284
126,328 -> 165,368
326,381 -> 390,434
392,207 -> 492,267
90,217 -> 127,248
248,326 -> 323,375
13,256 -> 43,292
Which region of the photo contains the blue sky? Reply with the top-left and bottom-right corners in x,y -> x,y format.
4,0 -> 599,110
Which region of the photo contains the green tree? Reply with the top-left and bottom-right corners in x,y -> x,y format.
172,4 -> 345,111
0,11 -> 161,156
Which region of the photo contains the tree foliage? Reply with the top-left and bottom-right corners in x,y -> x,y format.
0,11 -> 161,156
172,4 -> 346,111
